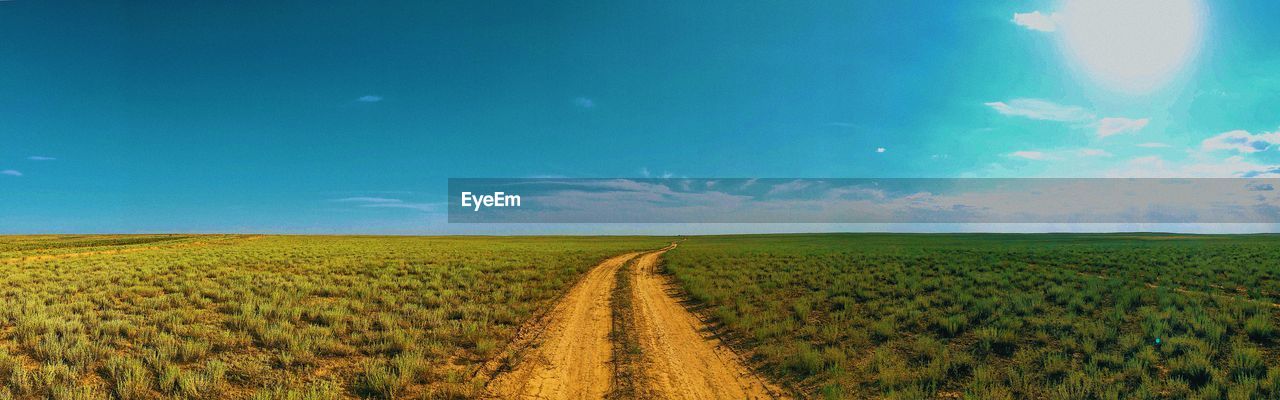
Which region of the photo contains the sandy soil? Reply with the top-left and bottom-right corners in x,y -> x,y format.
486,245 -> 789,399
628,246 -> 789,400
486,252 -> 640,399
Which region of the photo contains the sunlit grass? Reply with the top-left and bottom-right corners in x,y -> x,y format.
0,235 -> 666,397
664,233 -> 1280,399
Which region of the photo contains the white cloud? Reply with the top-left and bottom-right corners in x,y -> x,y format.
984,99 -> 1094,122
1013,11 -> 1057,32
1106,155 -> 1280,178
637,168 -> 672,179
574,97 -> 596,108
332,197 -> 402,203
1201,129 -> 1280,153
27,156 -> 56,161
356,95 -> 383,103
331,196 -> 441,212
876,147 -> 886,153
1,170 -> 21,177
1096,117 -> 1149,137
985,99 -> 1152,140
766,180 -> 814,196
1006,148 -> 1109,161
1009,151 -> 1047,160
362,202 -> 440,212
1137,142 -> 1171,148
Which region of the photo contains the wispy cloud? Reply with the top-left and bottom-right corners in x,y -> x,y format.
331,196 -> 439,212
1096,117 -> 1149,137
1201,129 -> 1280,153
1009,151 -> 1048,160
574,97 -> 596,108
361,202 -> 441,212
984,99 -> 1093,122
1012,11 -> 1057,32
1,170 -> 22,177
986,99 -> 1151,140
27,156 -> 56,161
1005,148 -> 1111,162
638,167 -> 676,178
1137,142 -> 1171,148
452,178 -> 1280,224
332,197 -> 402,203
356,95 -> 383,103
1106,155 -> 1280,178
1078,148 -> 1112,157
876,147 -> 886,153
766,180 -> 814,196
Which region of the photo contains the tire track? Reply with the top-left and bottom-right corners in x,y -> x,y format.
486,252 -> 641,399
628,246 -> 788,400
486,245 -> 789,399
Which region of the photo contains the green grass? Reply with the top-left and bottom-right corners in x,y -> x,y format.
663,233 -> 1280,399
0,235 -> 667,398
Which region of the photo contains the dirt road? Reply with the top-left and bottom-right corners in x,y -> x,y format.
628,247 -> 788,400
486,252 -> 640,399
486,245 -> 788,399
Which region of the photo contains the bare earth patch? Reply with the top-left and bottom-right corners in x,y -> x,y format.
486,245 -> 789,399
486,252 -> 641,399
628,246 -> 789,400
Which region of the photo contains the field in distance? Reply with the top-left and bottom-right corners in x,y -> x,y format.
664,233 -> 1280,399
0,234 -> 669,399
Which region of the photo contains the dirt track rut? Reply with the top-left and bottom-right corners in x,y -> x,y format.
487,245 -> 788,399
629,247 -> 787,400
487,252 -> 639,399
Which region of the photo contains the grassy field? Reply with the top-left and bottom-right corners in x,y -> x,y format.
664,234 -> 1280,399
6,233 -> 1279,399
0,235 -> 667,399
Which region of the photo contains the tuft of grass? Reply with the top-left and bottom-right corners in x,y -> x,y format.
103,355 -> 151,400
1229,343 -> 1266,381
975,327 -> 1017,357
250,379 -> 340,400
1245,314 -> 1274,342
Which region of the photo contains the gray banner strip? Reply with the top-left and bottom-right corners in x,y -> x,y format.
447,178 -> 1280,223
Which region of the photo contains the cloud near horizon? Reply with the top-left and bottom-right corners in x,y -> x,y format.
450,178 -> 1280,224
1096,117 -> 1149,137
27,156 -> 56,161
985,99 -> 1093,122
331,196 -> 440,212
332,196 -> 402,203
1013,11 -> 1057,32
986,99 -> 1150,142
1201,129 -> 1280,153
1009,151 -> 1047,160
1078,148 -> 1112,157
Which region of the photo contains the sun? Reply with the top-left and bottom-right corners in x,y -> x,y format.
1056,0 -> 1205,94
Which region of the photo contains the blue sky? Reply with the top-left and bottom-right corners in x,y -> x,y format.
3,0 -> 1280,234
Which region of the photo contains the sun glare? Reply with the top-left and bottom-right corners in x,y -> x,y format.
1057,0 -> 1205,94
